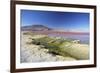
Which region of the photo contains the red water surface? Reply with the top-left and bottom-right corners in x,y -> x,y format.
32,31 -> 89,35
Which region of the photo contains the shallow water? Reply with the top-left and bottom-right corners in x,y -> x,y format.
48,34 -> 89,44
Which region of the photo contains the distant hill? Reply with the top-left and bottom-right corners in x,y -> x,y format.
21,24 -> 89,35
21,25 -> 53,31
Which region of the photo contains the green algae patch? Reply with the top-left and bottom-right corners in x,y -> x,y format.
31,35 -> 89,60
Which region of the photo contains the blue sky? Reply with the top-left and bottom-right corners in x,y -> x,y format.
21,10 -> 90,32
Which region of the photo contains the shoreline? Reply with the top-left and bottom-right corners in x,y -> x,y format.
20,31 -> 89,63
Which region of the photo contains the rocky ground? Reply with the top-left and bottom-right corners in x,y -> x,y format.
20,32 -> 76,63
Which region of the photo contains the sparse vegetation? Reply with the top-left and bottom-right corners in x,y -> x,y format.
31,35 -> 89,60
31,35 -> 88,59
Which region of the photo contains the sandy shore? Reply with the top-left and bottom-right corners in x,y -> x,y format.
20,32 -> 76,63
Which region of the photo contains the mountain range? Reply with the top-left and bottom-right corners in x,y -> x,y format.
21,25 -> 52,31
21,24 -> 89,35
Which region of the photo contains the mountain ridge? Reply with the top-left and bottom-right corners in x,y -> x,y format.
21,24 -> 89,35
21,24 -> 52,31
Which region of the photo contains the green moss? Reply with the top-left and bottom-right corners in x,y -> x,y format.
31,36 -> 74,57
